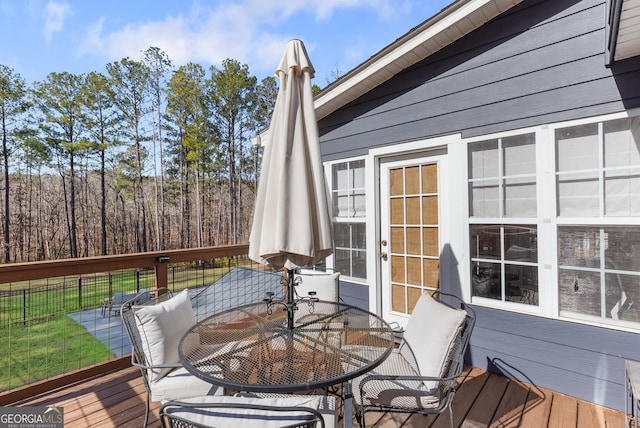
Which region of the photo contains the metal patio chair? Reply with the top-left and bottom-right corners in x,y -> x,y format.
120,288 -> 222,428
160,395 -> 335,428
348,290 -> 475,428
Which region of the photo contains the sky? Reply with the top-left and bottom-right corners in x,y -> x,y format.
0,0 -> 453,87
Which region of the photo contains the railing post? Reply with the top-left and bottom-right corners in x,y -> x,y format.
156,256 -> 170,295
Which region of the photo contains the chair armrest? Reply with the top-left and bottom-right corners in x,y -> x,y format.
131,355 -> 182,371
387,321 -> 405,345
357,358 -> 464,398
131,352 -> 182,370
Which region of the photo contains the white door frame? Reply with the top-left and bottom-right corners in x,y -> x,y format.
365,134 -> 462,323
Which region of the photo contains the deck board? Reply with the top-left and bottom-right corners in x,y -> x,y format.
8,365 -> 624,428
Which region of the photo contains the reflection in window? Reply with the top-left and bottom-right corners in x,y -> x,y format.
470,225 -> 538,304
558,226 -> 640,324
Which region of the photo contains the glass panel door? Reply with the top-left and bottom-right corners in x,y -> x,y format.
380,153 -> 446,326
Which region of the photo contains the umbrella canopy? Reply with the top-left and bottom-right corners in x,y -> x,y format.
249,39 -> 333,271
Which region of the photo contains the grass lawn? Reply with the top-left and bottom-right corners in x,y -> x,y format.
0,261 -> 249,390
0,314 -> 113,391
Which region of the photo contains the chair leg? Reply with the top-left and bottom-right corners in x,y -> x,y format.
143,389 -> 150,428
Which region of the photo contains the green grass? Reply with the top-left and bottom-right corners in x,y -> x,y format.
0,315 -> 112,390
0,259 -> 252,390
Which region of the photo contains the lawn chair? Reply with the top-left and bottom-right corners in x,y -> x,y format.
102,291 -> 128,317
160,394 -> 336,428
121,288 -> 222,428
348,290 -> 475,428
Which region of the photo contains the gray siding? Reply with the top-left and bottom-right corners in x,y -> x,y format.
469,306 -> 638,411
318,0 -> 640,161
338,280 -> 368,310
321,0 -> 640,412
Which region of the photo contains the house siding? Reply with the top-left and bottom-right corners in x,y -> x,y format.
318,0 -> 640,161
321,0 -> 640,411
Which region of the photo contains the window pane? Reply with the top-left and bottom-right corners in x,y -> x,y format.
469,139 -> 499,179
557,171 -> 599,216
333,222 -> 350,248
604,227 -> 640,272
605,168 -> 640,216
606,272 -> 640,321
504,176 -> 536,217
506,264 -> 538,305
352,249 -> 367,279
556,124 -> 599,171
558,226 -> 640,324
334,191 -> 350,217
352,159 -> 365,187
470,225 -> 501,260
352,223 -> 366,249
504,133 -> 536,175
559,268 -> 601,317
353,190 -> 366,217
471,224 -> 538,305
558,227 -> 600,269
504,226 -> 537,263
333,163 -> 349,190
471,261 -> 501,300
469,179 -> 499,217
332,221 -> 366,280
604,117 -> 640,168
334,249 -> 350,275
333,160 -> 367,218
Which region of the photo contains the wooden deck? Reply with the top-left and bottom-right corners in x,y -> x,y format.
9,365 -> 626,428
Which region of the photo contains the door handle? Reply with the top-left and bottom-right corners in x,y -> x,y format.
380,252 -> 388,261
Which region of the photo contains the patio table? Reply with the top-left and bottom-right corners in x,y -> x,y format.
178,300 -> 394,427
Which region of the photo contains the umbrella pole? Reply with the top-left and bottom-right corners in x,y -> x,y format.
286,268 -> 295,329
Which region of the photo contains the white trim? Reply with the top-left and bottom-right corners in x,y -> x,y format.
377,150 -> 449,326
460,109 -> 640,331
367,134 -> 460,315
369,134 -> 461,158
546,108 -> 640,130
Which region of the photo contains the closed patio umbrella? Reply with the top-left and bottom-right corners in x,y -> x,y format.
249,39 -> 333,329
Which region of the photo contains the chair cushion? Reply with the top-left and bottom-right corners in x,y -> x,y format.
400,293 -> 467,379
133,289 -> 196,382
150,366 -> 220,402
297,270 -> 340,302
350,351 -> 440,409
237,393 -> 337,428
163,395 -> 331,428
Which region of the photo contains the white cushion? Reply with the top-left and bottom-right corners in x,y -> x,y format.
133,289 -> 196,382
297,270 -> 340,302
150,366 -> 220,402
400,293 -> 466,381
237,393 -> 337,428
164,395 -> 334,428
350,351 -> 440,409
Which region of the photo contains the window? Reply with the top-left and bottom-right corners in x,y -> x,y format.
468,133 -> 539,305
556,117 -> 640,326
331,160 -> 366,280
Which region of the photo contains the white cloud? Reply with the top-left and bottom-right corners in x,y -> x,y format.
76,0 -> 418,76
76,17 -> 105,57
43,1 -> 71,43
